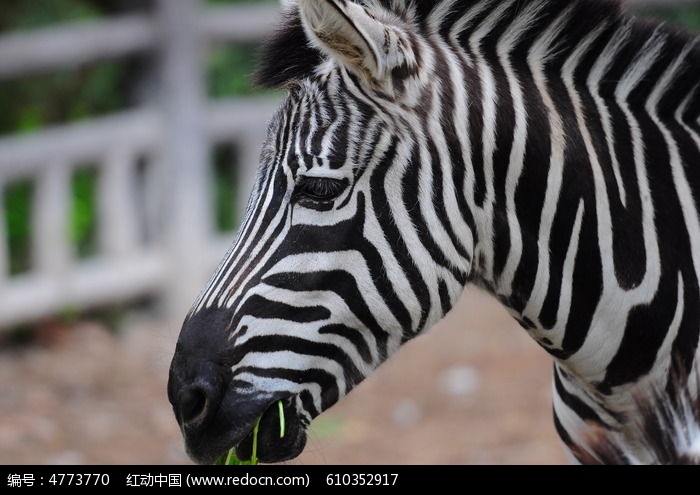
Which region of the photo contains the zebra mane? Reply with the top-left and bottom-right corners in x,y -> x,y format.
256,0 -> 700,118
255,6 -> 323,88
581,368 -> 700,465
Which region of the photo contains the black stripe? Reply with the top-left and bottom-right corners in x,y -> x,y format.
230,335 -> 363,390
236,366 -> 338,413
438,279 -> 451,315
429,39 -> 473,267
402,141 -> 467,283
319,324 -> 373,364
508,49 -> 549,312
263,268 -> 390,360
552,408 -> 577,455
554,366 -> 607,427
371,138 -> 432,334
237,295 -> 331,323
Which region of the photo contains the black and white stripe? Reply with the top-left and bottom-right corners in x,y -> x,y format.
174,0 -> 700,464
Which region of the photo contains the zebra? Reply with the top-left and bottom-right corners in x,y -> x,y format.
168,0 -> 700,464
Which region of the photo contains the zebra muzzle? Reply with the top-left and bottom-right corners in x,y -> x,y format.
169,307 -> 308,463
172,381 -> 306,464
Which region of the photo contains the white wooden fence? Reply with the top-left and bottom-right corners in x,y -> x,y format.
0,0 -> 691,330
0,1 -> 281,329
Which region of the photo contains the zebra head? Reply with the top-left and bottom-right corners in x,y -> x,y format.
169,0 -> 471,464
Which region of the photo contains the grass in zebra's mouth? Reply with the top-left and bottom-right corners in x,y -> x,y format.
215,400 -> 285,465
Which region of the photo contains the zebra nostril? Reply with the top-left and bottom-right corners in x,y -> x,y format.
179,386 -> 209,424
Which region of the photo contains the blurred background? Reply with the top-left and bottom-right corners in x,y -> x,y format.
0,0 -> 698,465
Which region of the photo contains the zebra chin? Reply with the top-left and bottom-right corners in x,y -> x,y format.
180,390 -> 307,465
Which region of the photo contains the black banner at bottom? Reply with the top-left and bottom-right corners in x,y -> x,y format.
0,464 -> 684,490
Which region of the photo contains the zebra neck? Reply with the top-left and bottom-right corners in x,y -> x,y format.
448,1 -> 700,378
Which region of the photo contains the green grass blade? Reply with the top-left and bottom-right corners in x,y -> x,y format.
278,400 -> 286,439
250,416 -> 260,465
214,400 -> 286,465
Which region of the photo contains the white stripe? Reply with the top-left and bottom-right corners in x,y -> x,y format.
235,372 -> 324,414
469,0 -> 516,281
651,273 -> 685,380
418,73 -> 471,271
237,349 -> 349,396
496,1 -> 547,294
588,22 -> 633,208
520,5 -> 574,325
426,0 -> 458,34
449,0 -> 497,67
647,40 -> 700,316
676,84 -> 700,151
432,40 -> 475,268
542,200 -> 584,349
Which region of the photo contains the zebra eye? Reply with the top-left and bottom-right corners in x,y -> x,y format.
293,176 -> 348,208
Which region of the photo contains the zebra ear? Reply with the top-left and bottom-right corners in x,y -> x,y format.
298,0 -> 413,82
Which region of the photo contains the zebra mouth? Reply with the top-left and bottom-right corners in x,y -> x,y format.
180,388 -> 307,465
225,396 -> 307,464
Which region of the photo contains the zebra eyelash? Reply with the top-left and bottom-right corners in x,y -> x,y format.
292,176 -> 350,210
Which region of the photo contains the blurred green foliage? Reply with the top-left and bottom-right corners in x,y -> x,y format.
0,0 -> 100,31
0,64 -> 129,135
0,0 -> 127,135
208,44 -> 261,98
651,7 -> 700,31
71,169 -> 98,259
4,181 -> 33,275
213,144 -> 241,232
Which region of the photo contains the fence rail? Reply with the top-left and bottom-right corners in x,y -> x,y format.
0,0 -> 693,329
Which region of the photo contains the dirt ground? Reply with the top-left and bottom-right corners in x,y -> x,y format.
0,287 -> 567,465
